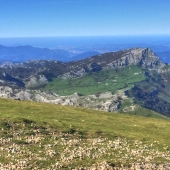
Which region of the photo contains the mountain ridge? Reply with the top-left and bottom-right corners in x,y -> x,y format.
1,47 -> 164,80
0,47 -> 170,117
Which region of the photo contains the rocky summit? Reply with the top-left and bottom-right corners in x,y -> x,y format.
0,47 -> 170,116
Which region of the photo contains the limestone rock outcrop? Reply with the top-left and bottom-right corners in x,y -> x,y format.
0,86 -> 122,112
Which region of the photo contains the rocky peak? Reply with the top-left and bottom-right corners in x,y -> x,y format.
64,48 -> 165,78
130,48 -> 165,70
0,61 -> 14,68
102,48 -> 165,70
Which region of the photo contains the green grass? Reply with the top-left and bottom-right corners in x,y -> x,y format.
0,98 -> 170,168
44,65 -> 146,96
119,99 -> 168,119
0,97 -> 170,145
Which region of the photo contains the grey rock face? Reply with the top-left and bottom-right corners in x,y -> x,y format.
0,86 -> 122,112
0,86 -> 13,98
25,75 -> 48,88
105,48 -> 165,70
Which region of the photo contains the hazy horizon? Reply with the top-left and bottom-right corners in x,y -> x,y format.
1,35 -> 170,48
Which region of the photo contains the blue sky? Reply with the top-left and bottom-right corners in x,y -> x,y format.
0,0 -> 170,37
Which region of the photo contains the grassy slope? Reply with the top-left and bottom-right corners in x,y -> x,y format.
0,98 -> 170,146
1,98 -> 170,168
119,99 -> 168,119
44,65 -> 146,96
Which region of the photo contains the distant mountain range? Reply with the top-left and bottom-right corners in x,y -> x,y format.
1,47 -> 170,117
0,44 -> 100,62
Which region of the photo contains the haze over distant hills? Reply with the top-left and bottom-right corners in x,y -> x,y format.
0,44 -> 100,62
0,35 -> 170,63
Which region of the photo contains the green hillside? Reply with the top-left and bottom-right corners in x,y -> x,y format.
44,65 -> 146,96
118,98 -> 169,119
0,98 -> 170,169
